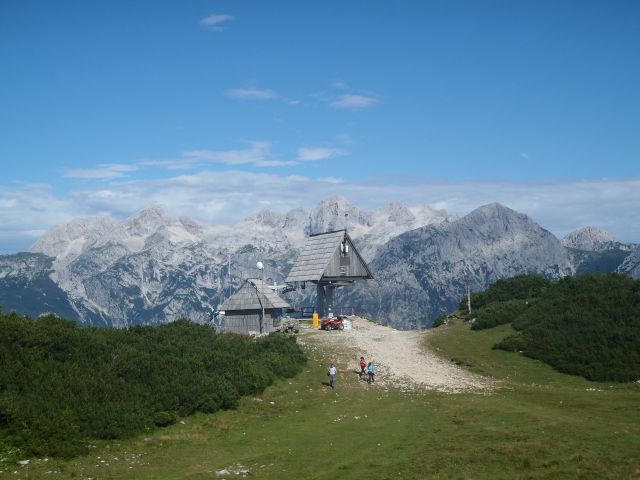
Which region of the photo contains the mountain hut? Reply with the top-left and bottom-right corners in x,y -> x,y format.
219,278 -> 290,334
285,230 -> 373,318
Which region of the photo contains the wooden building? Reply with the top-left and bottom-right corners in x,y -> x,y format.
285,230 -> 373,318
219,278 -> 290,334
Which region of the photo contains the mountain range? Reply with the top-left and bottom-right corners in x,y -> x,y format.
0,196 -> 638,329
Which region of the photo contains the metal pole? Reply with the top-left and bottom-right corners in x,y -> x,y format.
261,268 -> 265,334
465,266 -> 472,315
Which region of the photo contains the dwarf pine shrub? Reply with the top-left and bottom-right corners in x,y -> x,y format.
0,312 -> 306,458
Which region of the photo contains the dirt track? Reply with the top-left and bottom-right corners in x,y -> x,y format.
301,316 -> 494,393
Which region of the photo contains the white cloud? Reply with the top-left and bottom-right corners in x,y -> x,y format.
330,94 -> 378,110
136,159 -> 202,170
64,163 -> 139,179
317,176 -> 344,184
297,147 -> 347,161
227,87 -> 301,106
3,175 -> 640,253
331,80 -> 351,90
334,133 -> 353,144
228,88 -> 279,100
0,183 -> 84,253
199,14 -> 234,31
254,160 -> 299,167
183,141 -> 272,166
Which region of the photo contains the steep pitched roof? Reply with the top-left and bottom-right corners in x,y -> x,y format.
220,278 -> 290,311
285,229 -> 376,283
285,230 -> 345,282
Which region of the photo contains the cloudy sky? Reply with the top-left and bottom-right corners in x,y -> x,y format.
1,1 -> 639,253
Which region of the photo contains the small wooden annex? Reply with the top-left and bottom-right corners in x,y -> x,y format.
219,278 -> 289,334
286,230 -> 373,318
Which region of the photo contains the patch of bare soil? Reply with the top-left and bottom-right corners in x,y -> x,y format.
301,316 -> 494,393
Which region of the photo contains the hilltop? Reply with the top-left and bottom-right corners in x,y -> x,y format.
8,315 -> 640,479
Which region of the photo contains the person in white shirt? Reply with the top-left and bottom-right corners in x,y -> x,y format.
328,364 -> 337,389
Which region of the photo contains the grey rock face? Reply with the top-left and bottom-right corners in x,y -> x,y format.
346,203 -> 574,328
562,226 -> 619,252
562,226 -> 636,275
0,253 -> 78,321
22,198 -> 448,327
308,196 -> 372,234
618,246 -> 640,279
12,198 -> 633,329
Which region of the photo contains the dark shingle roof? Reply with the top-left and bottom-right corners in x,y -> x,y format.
285,230 -> 345,282
220,278 -> 290,311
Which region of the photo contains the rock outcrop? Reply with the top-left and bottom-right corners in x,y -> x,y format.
1,198 -> 635,329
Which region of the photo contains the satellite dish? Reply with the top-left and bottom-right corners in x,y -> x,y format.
256,261 -> 264,270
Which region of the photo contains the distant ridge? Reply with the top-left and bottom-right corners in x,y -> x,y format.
1,198 -> 637,329
562,226 -> 618,252
346,203 -> 574,329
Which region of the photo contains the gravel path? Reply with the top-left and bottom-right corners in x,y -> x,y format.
302,316 -> 494,393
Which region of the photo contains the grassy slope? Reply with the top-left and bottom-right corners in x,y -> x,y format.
7,324 -> 640,480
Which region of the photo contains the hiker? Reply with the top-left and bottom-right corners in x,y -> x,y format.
359,356 -> 367,379
367,361 -> 375,384
327,363 -> 337,389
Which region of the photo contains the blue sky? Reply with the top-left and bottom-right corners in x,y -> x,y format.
1,0 -> 639,252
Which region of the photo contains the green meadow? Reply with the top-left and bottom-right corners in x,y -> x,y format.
5,322 -> 640,480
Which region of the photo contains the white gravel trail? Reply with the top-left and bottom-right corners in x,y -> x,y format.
303,316 -> 494,393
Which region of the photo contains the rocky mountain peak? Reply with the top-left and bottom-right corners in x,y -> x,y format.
461,203 -> 537,237
376,202 -> 414,223
409,204 -> 452,224
283,207 -> 309,227
618,245 -> 640,279
471,202 -> 517,218
310,195 -> 372,234
353,204 -> 574,328
30,215 -> 117,259
12,196 -> 636,330
122,205 -> 170,237
178,216 -> 203,236
562,226 -> 618,251
245,209 -> 285,228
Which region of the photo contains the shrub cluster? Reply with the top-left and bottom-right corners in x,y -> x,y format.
471,300 -> 529,330
495,273 -> 640,381
461,274 -> 550,311
0,313 -> 306,459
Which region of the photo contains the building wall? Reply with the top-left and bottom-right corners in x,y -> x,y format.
223,309 -> 278,334
324,236 -> 369,278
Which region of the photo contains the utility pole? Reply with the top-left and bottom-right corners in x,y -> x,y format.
464,265 -> 472,315
227,254 -> 231,300
257,261 -> 265,334
261,267 -> 265,333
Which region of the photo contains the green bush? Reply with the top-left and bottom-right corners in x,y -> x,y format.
471,300 -> 529,330
0,312 -> 306,459
462,274 -> 551,311
153,411 -> 177,427
494,273 -> 640,381
432,315 -> 447,328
